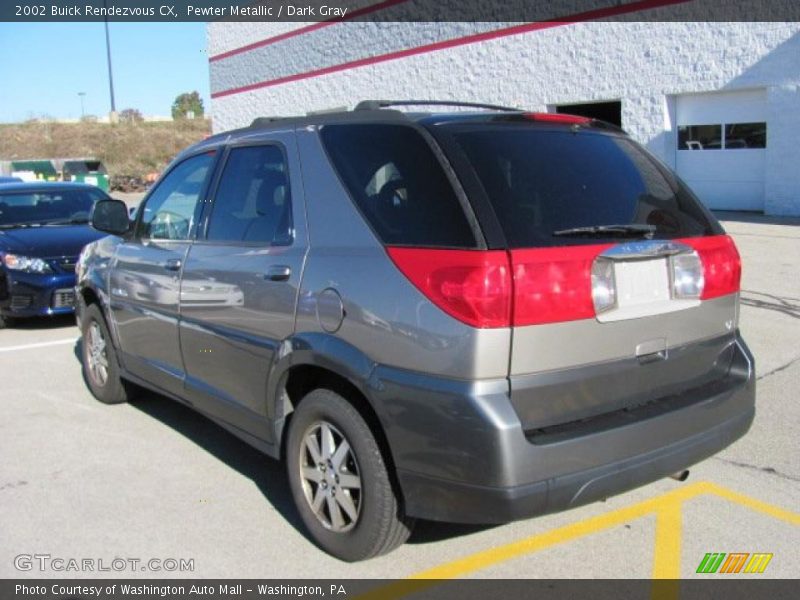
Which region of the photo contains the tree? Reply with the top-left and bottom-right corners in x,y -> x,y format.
171,92 -> 204,120
119,108 -> 144,124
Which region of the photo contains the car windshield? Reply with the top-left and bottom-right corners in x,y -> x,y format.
0,189 -> 105,227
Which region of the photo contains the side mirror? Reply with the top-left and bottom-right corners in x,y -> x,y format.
91,199 -> 131,235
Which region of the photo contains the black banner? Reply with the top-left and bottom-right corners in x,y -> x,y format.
3,579 -> 800,600
2,0 -> 800,23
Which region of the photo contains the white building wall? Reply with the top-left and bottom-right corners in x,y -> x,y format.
208,21 -> 800,215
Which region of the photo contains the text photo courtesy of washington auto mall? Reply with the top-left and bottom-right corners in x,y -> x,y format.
0,1 -> 799,599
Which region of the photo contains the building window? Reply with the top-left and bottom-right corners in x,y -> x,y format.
678,124 -> 722,150
678,122 -> 766,150
725,122 -> 767,149
554,101 -> 622,127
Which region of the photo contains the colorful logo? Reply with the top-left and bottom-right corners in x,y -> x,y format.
696,552 -> 773,574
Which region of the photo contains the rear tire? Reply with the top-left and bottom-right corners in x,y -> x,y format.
0,314 -> 15,329
286,388 -> 414,561
81,303 -> 131,405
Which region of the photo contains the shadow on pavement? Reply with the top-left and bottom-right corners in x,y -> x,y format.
408,520 -> 496,545
70,340 -> 498,549
71,339 -> 309,544
130,389 -> 311,541
4,314 -> 76,331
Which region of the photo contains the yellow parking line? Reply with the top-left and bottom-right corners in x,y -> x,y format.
410,483 -> 707,581
701,481 -> 800,526
652,502 -> 682,579
356,481 -> 799,600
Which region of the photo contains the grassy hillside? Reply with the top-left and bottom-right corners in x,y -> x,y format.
0,119 -> 211,179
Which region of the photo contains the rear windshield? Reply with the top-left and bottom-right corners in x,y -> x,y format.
320,124 -> 477,248
442,124 -> 715,248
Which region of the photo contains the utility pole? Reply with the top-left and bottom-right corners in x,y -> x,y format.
78,92 -> 86,118
104,1 -> 117,123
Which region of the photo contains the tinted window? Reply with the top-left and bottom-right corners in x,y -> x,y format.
138,153 -> 214,241
321,124 -> 476,248
206,145 -> 292,244
0,188 -> 105,226
725,122 -> 766,149
447,125 -> 714,248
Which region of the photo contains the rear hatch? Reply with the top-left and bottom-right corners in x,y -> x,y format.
430,115 -> 742,434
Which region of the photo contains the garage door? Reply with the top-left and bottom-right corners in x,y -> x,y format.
675,90 -> 766,211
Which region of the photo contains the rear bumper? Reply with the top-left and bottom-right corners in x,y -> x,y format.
0,269 -> 76,318
372,333 -> 755,524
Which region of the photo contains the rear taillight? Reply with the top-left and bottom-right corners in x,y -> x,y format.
387,238 -> 736,329
670,251 -> 704,299
511,245 -> 611,326
681,235 -> 741,299
386,248 -> 511,328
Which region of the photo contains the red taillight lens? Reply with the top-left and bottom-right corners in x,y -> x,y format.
386,248 -> 511,328
681,235 -> 741,299
511,245 -> 610,326
387,239 -> 734,329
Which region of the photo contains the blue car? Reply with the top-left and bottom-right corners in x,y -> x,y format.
0,182 -> 110,327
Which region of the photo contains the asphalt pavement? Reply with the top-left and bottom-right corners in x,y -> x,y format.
0,213 -> 797,581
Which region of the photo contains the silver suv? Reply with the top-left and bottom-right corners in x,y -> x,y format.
77,101 -> 755,561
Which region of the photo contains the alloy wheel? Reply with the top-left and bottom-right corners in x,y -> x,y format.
299,421 -> 362,532
86,321 -> 109,387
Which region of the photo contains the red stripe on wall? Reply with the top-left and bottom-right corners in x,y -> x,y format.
209,0 -> 413,62
211,0 -> 694,99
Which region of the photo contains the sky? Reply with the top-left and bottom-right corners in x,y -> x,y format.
0,22 -> 210,122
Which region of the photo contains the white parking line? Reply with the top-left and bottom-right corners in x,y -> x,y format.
0,338 -> 77,353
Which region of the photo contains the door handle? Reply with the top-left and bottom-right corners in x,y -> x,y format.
164,258 -> 182,272
265,265 -> 291,281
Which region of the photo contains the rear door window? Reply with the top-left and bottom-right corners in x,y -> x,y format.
320,124 -> 476,248
443,124 -> 715,248
205,144 -> 293,245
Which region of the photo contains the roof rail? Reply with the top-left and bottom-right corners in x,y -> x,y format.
249,117 -> 289,127
306,106 -> 348,115
354,100 -> 522,112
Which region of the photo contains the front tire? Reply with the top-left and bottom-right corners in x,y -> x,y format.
286,389 -> 414,561
81,303 -> 130,405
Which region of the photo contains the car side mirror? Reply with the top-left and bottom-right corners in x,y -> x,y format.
91,199 -> 131,235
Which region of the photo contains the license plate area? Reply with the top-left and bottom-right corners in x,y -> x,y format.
597,256 -> 699,323
51,288 -> 75,309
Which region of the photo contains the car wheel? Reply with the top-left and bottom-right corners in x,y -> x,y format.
0,314 -> 14,329
81,303 -> 131,405
286,388 -> 414,561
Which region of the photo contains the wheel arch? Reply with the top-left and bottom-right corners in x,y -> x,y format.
269,333 -> 405,505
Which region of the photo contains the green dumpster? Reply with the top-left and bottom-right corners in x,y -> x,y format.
10,160 -> 58,181
63,160 -> 110,192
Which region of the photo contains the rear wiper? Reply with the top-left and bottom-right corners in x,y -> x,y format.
552,224 -> 656,238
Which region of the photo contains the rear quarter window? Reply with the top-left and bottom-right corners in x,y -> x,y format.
444,124 -> 716,248
320,124 -> 477,248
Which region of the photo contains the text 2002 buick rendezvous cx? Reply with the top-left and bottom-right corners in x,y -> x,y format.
76,101 -> 754,561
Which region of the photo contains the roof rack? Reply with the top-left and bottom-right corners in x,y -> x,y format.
354,100 -> 522,112
249,117 -> 289,127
